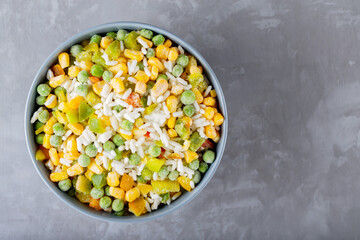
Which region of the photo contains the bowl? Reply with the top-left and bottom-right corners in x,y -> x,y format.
24,22 -> 228,222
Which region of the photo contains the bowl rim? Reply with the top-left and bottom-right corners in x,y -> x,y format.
24,21 -> 228,222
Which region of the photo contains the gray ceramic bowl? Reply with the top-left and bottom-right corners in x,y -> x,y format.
24,22 -> 228,222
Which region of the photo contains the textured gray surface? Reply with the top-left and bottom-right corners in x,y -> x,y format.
2,0 -> 360,239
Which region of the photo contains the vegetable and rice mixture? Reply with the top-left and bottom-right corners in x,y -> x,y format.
31,28 -> 224,216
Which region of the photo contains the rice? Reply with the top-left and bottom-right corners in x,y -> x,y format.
114,70 -> 123,78
137,38 -> 149,48
120,41 -> 124,52
122,88 -> 132,99
60,158 -> 72,167
120,129 -> 132,136
178,45 -> 185,54
172,111 -> 183,118
144,66 -> 151,76
141,47 -> 147,54
204,86 -> 212,97
46,69 -> 54,80
127,77 -> 137,84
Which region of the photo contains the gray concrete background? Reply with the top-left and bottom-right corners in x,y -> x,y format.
2,0 -> 360,239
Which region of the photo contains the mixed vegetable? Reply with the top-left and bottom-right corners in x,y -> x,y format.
31,28 -> 224,216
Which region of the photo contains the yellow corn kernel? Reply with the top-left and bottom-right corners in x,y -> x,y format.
35,126 -> 44,135
50,171 -> 68,182
107,171 -> 120,187
100,116 -> 111,127
85,169 -> 94,180
210,89 -> 217,97
124,49 -> 144,61
67,163 -> 84,177
108,62 -> 128,76
100,36 -> 113,49
136,35 -> 153,48
155,45 -> 170,60
190,66 -> 201,74
49,148 -> 60,165
185,150 -> 198,163
64,151 -> 81,160
164,39 -> 172,48
192,87 -> 203,104
171,84 -> 184,96
182,116 -> 192,128
62,164 -> 69,171
205,125 -> 217,139
134,70 -> 150,83
35,149 -> 46,161
109,187 -> 125,200
203,97 -> 216,107
125,187 -> 141,202
203,107 -> 215,120
167,116 -> 176,129
88,160 -> 104,174
213,113 -> 224,126
58,152 -> 64,159
134,118 -> 144,128
43,116 -> 57,134
117,57 -> 127,64
79,61 -> 93,72
120,131 -> 133,141
168,128 -> 177,138
166,95 -> 178,113
44,94 -> 57,109
148,57 -> 165,72
68,96 -> 84,109
150,65 -> 159,81
168,47 -> 179,61
68,123 -> 84,135
185,56 -> 197,73
57,91 -> 66,103
58,102 -> 67,112
137,183 -> 152,195
53,110 -> 67,124
110,78 -> 125,94
58,52 -> 70,69
92,81 -> 106,96
66,135 -> 77,152
135,81 -> 147,95
43,134 -> 52,149
183,140 -> 190,151
151,78 -> 168,97
213,131 -> 220,143
177,176 -> 192,191
168,153 -> 182,159
49,75 -> 66,88
68,65 -> 80,78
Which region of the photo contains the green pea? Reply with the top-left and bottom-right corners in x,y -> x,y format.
103,141 -> 115,152
102,70 -> 113,82
105,185 -> 111,196
141,168 -> 153,181
106,32 -> 117,39
37,84 -> 51,97
158,166 -> 169,179
203,150 -> 215,163
85,143 -> 98,157
120,119 -> 133,131
34,121 -> 44,130
50,135 -> 62,147
112,105 -> 124,113
129,153 -> 141,166
148,145 -> 161,158
36,133 -> 45,145
77,70 -> 89,83
199,162 -> 208,173
113,149 -> 123,161
112,134 -> 125,146
156,74 -> 168,81
70,44 -> 84,57
192,170 -> 201,184
152,34 -> 165,46
78,154 -> 91,167
75,84 -> 89,97
124,31 -> 141,50
36,96 -> 46,105
116,29 -> 128,41
99,196 -> 112,209
90,34 -> 102,45
54,86 -> 66,96
52,123 -> 65,136
112,199 -> 125,212
146,48 -> 155,58
114,209 -> 125,216
137,175 -> 147,184
189,159 -> 199,171
183,104 -> 196,117
146,81 -> 155,92
90,173 -> 106,189
140,29 -> 153,39
58,179 -> 72,191
172,65 -> 183,77
90,64 -> 104,78
67,187 -> 75,197
38,109 -> 49,123
176,54 -> 189,68
90,187 -> 104,199
161,193 -> 170,203
141,95 -> 147,107
168,170 -> 179,181
181,90 -> 196,105
137,62 -> 144,70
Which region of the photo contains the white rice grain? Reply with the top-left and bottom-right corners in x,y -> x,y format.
204,86 -> 212,97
